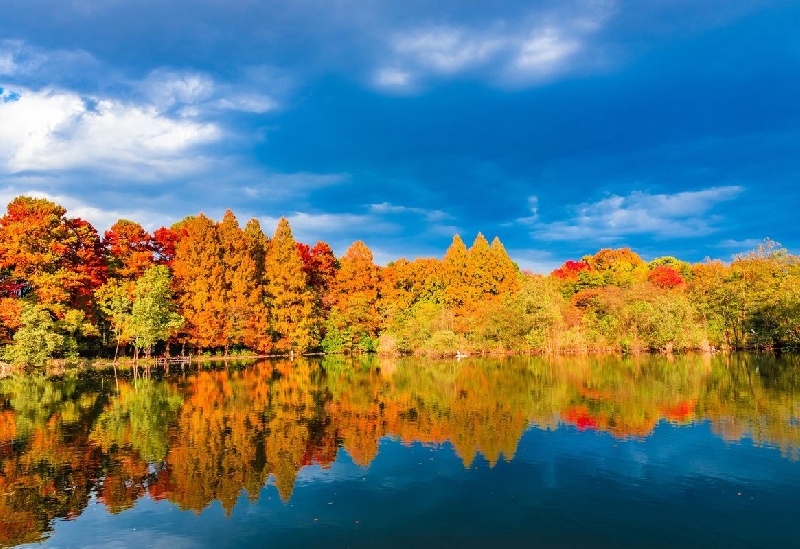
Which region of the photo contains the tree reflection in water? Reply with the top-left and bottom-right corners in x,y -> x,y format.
1,353 -> 799,546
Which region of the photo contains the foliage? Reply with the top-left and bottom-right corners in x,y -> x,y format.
130,266 -> 183,358
3,304 -> 64,367
1,195 -> 799,359
264,218 -> 316,352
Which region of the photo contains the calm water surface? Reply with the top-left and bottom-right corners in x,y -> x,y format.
1,353 -> 800,548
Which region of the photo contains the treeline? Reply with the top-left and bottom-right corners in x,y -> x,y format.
0,195 -> 799,365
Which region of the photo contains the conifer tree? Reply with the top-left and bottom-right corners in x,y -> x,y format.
242,219 -> 271,352
466,232 -> 493,302
218,210 -> 260,353
263,218 -> 315,352
172,215 -> 226,351
488,237 -> 520,296
442,235 -> 469,310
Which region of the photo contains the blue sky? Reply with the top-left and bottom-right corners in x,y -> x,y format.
0,0 -> 798,272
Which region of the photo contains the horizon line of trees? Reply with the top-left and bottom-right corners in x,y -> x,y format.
1,195 -> 799,366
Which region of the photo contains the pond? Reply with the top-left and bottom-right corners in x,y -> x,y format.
1,353 -> 800,548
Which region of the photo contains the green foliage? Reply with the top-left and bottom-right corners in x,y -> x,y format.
130,266 -> 184,357
91,378 -> 183,462
4,304 -> 64,367
321,309 -> 350,354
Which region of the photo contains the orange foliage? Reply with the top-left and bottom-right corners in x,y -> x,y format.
328,240 -> 382,339
0,196 -> 106,317
103,219 -> 154,280
172,214 -> 227,349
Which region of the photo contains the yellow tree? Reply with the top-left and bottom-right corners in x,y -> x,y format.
582,248 -> 648,287
465,232 -> 493,304
488,237 -> 520,296
264,218 -> 315,353
442,235 -> 469,310
172,215 -> 226,351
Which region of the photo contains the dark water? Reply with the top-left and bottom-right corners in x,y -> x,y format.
2,353 -> 800,548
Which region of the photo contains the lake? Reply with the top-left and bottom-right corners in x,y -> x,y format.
1,353 -> 800,548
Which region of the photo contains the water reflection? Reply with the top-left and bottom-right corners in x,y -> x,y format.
0,353 -> 799,546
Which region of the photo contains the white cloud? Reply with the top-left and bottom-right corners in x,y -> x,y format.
393,28 -> 505,74
0,86 -> 219,178
369,201 -> 452,222
717,238 -> 764,250
513,28 -> 580,74
143,70 -> 216,110
142,69 -> 280,114
527,186 -> 744,242
215,93 -> 278,114
374,68 -> 413,90
240,172 -> 350,199
506,247 -> 561,275
258,211 -> 400,248
373,3 -> 615,90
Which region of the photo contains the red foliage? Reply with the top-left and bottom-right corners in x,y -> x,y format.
103,220 -> 153,280
297,241 -> 338,293
550,259 -> 591,280
563,406 -> 598,431
648,265 -> 685,289
153,227 -> 180,266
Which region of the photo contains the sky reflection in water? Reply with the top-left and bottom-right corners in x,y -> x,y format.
2,353 -> 800,548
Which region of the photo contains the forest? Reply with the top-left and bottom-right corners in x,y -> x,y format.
0,194 -> 799,366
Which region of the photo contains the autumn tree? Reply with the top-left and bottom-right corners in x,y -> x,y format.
325,241 -> 382,353
441,235 -> 469,310
582,248 -> 648,288
488,237 -> 520,296
0,196 -> 106,319
241,219 -> 270,351
688,260 -> 740,348
263,218 -> 315,353
103,220 -> 154,281
217,210 -> 261,353
152,226 -> 180,267
171,215 -> 226,351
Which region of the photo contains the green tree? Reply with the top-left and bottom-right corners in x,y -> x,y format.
130,266 -> 183,359
95,279 -> 134,360
3,304 -> 64,367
